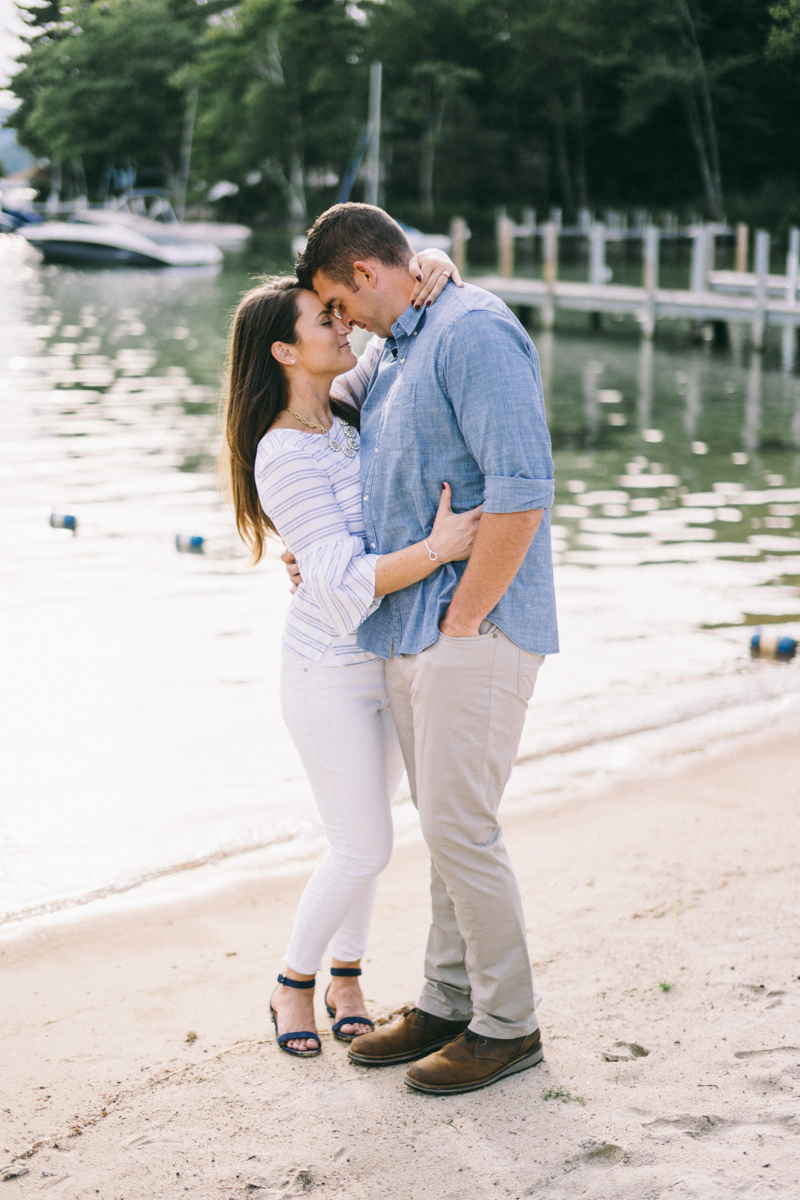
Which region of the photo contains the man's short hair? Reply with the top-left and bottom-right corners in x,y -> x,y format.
296,203 -> 412,291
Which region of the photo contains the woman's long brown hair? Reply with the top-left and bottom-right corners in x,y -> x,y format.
221,275 -> 360,563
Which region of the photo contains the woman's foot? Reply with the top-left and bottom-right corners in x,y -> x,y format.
270,976 -> 319,1053
325,973 -> 373,1038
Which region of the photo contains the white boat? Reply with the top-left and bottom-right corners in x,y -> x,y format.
18,219 -> 223,267
76,189 -> 251,251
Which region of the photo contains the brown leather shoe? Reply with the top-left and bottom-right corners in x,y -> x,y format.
404,1028 -> 543,1094
347,1007 -> 470,1067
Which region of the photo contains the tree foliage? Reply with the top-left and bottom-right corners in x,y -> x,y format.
8,0 -> 800,229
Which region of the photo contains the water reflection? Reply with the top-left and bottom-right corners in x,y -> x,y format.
682,365 -> 701,441
637,337 -> 653,433
744,352 -> 762,455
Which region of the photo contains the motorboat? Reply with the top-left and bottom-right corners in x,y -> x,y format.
75,189 -> 251,251
18,219 -> 222,267
0,182 -> 44,232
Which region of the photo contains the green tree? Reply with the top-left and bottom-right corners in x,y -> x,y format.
767,0 -> 800,55
184,0 -> 368,227
9,0 -> 221,193
363,0 -> 493,221
603,0 -> 742,218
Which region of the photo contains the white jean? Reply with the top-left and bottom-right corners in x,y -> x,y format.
280,646 -> 405,974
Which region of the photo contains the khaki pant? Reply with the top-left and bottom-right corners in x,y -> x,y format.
385,622 -> 544,1039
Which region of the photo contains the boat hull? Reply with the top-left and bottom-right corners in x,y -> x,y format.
26,239 -> 168,267
18,220 -> 223,267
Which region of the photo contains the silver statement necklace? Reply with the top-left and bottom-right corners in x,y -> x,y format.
284,408 -> 359,458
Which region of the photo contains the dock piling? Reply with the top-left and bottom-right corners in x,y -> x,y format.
497,212 -> 515,278
736,222 -> 749,273
589,223 -> 609,287
753,229 -> 770,351
450,217 -> 468,278
641,225 -> 660,338
782,227 -> 799,371
690,224 -> 712,294
542,221 -> 558,330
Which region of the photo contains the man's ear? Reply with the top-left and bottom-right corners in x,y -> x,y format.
352,260 -> 378,289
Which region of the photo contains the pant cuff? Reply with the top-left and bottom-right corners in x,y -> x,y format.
467,1015 -> 540,1040
418,982 -> 473,1022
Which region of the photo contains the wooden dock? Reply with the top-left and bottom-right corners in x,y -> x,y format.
461,221 -> 800,353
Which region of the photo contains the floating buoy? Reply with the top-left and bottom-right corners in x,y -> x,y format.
50,513 -> 77,532
750,631 -> 797,661
176,534 -> 205,554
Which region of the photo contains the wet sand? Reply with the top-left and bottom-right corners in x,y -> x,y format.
2,727 -> 799,1199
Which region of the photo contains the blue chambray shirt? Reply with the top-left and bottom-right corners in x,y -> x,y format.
356,281 -> 558,659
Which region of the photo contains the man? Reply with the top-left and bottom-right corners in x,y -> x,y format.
294,202 -> 558,1095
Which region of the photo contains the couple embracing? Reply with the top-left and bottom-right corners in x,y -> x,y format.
222,202 -> 558,1096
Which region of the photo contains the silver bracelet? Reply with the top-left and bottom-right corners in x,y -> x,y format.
424,539 -> 439,562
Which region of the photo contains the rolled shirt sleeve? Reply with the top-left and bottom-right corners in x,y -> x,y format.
440,309 -> 554,513
298,536 -> 381,636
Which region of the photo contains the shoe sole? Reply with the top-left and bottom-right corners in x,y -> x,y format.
348,1033 -> 464,1068
403,1044 -> 544,1094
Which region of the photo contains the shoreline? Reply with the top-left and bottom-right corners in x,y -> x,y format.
3,724 -> 799,1198
3,676 -> 799,935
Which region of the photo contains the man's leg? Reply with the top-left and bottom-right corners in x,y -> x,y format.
388,625 -> 543,1039
384,652 -> 471,1020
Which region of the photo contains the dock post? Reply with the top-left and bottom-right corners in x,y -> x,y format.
642,225 -> 660,339
450,217 -> 468,278
498,212 -> 515,278
589,222 -> 608,286
782,226 -> 799,371
542,221 -> 558,331
753,229 -> 770,352
589,222 -> 607,331
786,227 -> 799,302
690,223 -> 711,294
736,222 -> 749,274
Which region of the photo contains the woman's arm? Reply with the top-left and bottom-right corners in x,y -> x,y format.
330,335 -> 384,409
409,247 -> 464,308
375,483 -> 480,596
276,483 -> 481,600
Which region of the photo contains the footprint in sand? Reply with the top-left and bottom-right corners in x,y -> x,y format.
602,1040 -> 650,1061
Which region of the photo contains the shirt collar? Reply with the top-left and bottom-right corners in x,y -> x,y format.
391,301 -> 427,340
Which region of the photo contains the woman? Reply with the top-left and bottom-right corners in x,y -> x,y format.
222,253 -> 479,1057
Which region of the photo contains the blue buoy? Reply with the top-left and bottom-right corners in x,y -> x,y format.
776,636 -> 797,660
750,631 -> 797,661
176,534 -> 205,554
50,513 -> 77,532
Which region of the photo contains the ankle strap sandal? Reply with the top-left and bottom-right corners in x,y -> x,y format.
270,973 -> 320,1057
324,968 -> 374,1042
277,972 -> 316,988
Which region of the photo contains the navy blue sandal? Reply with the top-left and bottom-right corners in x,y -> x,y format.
270,974 -> 321,1057
324,968 -> 375,1043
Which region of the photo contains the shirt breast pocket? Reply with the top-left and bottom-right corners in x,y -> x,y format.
378,382 -> 415,450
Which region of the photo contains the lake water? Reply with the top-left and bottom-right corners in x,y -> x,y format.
2,232 -> 800,928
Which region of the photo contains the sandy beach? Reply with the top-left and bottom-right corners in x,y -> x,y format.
2,726 -> 799,1200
